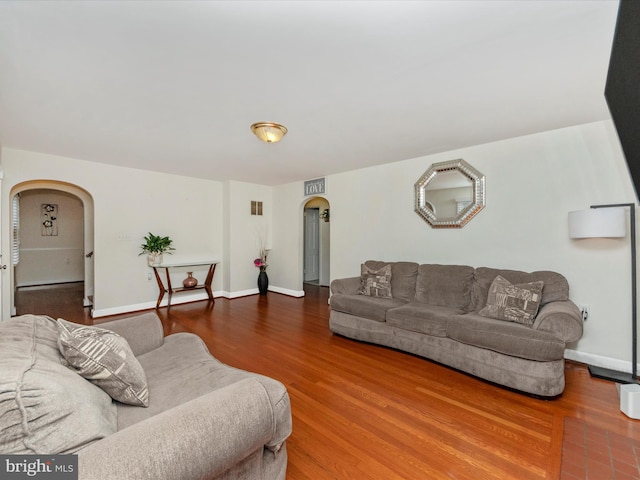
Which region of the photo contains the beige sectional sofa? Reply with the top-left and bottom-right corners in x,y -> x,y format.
329,261 -> 583,397
0,312 -> 291,480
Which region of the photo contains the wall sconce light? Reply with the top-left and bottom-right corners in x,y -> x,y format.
568,203 -> 637,383
250,122 -> 288,143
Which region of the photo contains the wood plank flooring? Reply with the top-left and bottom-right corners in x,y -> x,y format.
14,283 -> 640,479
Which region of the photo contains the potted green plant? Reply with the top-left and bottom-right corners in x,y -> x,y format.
139,232 -> 175,266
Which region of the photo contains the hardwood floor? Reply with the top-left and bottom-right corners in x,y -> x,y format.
14,283 -> 640,479
15,282 -> 92,321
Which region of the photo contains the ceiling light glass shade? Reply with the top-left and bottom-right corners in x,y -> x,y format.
250,122 -> 288,143
568,208 -> 626,238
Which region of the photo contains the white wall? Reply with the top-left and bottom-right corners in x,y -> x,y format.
1,148 -> 224,317
223,180 -> 273,297
16,189 -> 84,286
271,182 -> 306,297
272,120 -> 638,372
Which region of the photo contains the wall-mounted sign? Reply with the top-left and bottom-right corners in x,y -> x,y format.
304,178 -> 326,196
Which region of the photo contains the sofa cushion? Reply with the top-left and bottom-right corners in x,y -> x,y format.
117,332 -> 292,452
387,303 -> 464,337
330,293 -> 407,323
364,261 -> 419,302
471,268 -> 569,312
57,319 -> 149,407
359,264 -> 392,298
478,275 -> 543,326
446,313 -> 566,361
415,264 -> 474,310
0,315 -> 117,454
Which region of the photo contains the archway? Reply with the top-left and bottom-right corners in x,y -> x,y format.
302,196 -> 330,286
9,180 -> 94,316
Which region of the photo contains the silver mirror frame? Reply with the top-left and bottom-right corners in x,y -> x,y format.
414,159 -> 485,228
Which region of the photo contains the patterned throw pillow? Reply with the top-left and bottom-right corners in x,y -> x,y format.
57,319 -> 149,407
478,275 -> 544,327
359,264 -> 393,299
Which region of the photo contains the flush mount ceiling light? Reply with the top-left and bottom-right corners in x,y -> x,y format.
250,122 -> 288,143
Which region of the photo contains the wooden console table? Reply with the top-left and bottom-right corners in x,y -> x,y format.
151,259 -> 218,308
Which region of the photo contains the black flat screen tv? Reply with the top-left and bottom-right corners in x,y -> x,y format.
605,0 -> 640,205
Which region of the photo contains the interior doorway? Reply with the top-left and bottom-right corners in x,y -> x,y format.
303,197 -> 330,286
10,181 -> 94,316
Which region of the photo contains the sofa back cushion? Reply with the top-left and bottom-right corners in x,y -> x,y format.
364,261 -> 418,302
415,264 -> 474,310
470,267 -> 570,312
0,315 -> 117,454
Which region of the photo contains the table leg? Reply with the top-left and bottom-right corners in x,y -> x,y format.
204,263 -> 216,302
152,267 -> 165,308
165,269 -> 173,307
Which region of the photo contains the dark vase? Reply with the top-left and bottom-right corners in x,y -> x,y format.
257,269 -> 269,295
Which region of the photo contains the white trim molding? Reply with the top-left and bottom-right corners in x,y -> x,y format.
91,286 -> 306,317
565,348 -> 635,374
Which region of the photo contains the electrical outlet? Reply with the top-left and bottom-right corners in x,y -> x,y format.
147,273 -> 153,281
579,305 -> 590,322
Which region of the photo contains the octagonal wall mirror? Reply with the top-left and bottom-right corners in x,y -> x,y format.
414,159 -> 485,228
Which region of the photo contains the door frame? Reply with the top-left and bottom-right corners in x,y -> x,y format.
301,196 -> 330,287
9,180 -> 94,315
303,207 -> 320,282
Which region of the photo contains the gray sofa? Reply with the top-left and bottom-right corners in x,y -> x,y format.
329,261 -> 583,396
0,312 -> 291,480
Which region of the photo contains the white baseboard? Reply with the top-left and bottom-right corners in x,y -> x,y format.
226,288 -> 257,299
218,287 -> 305,298
91,287 -> 306,318
92,290 -> 216,318
565,348 -> 634,374
16,280 -> 84,290
269,286 -> 305,297
92,304 -> 155,318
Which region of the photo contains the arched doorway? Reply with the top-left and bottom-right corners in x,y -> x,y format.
303,197 -> 330,286
10,180 -> 94,316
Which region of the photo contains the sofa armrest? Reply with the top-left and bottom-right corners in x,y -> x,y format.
532,301 -> 583,343
330,276 -> 361,295
97,312 -> 164,356
77,378 -> 286,480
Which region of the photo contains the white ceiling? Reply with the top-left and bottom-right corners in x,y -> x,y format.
0,1 -> 620,186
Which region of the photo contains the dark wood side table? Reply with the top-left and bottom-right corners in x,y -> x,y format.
151,260 -> 218,308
